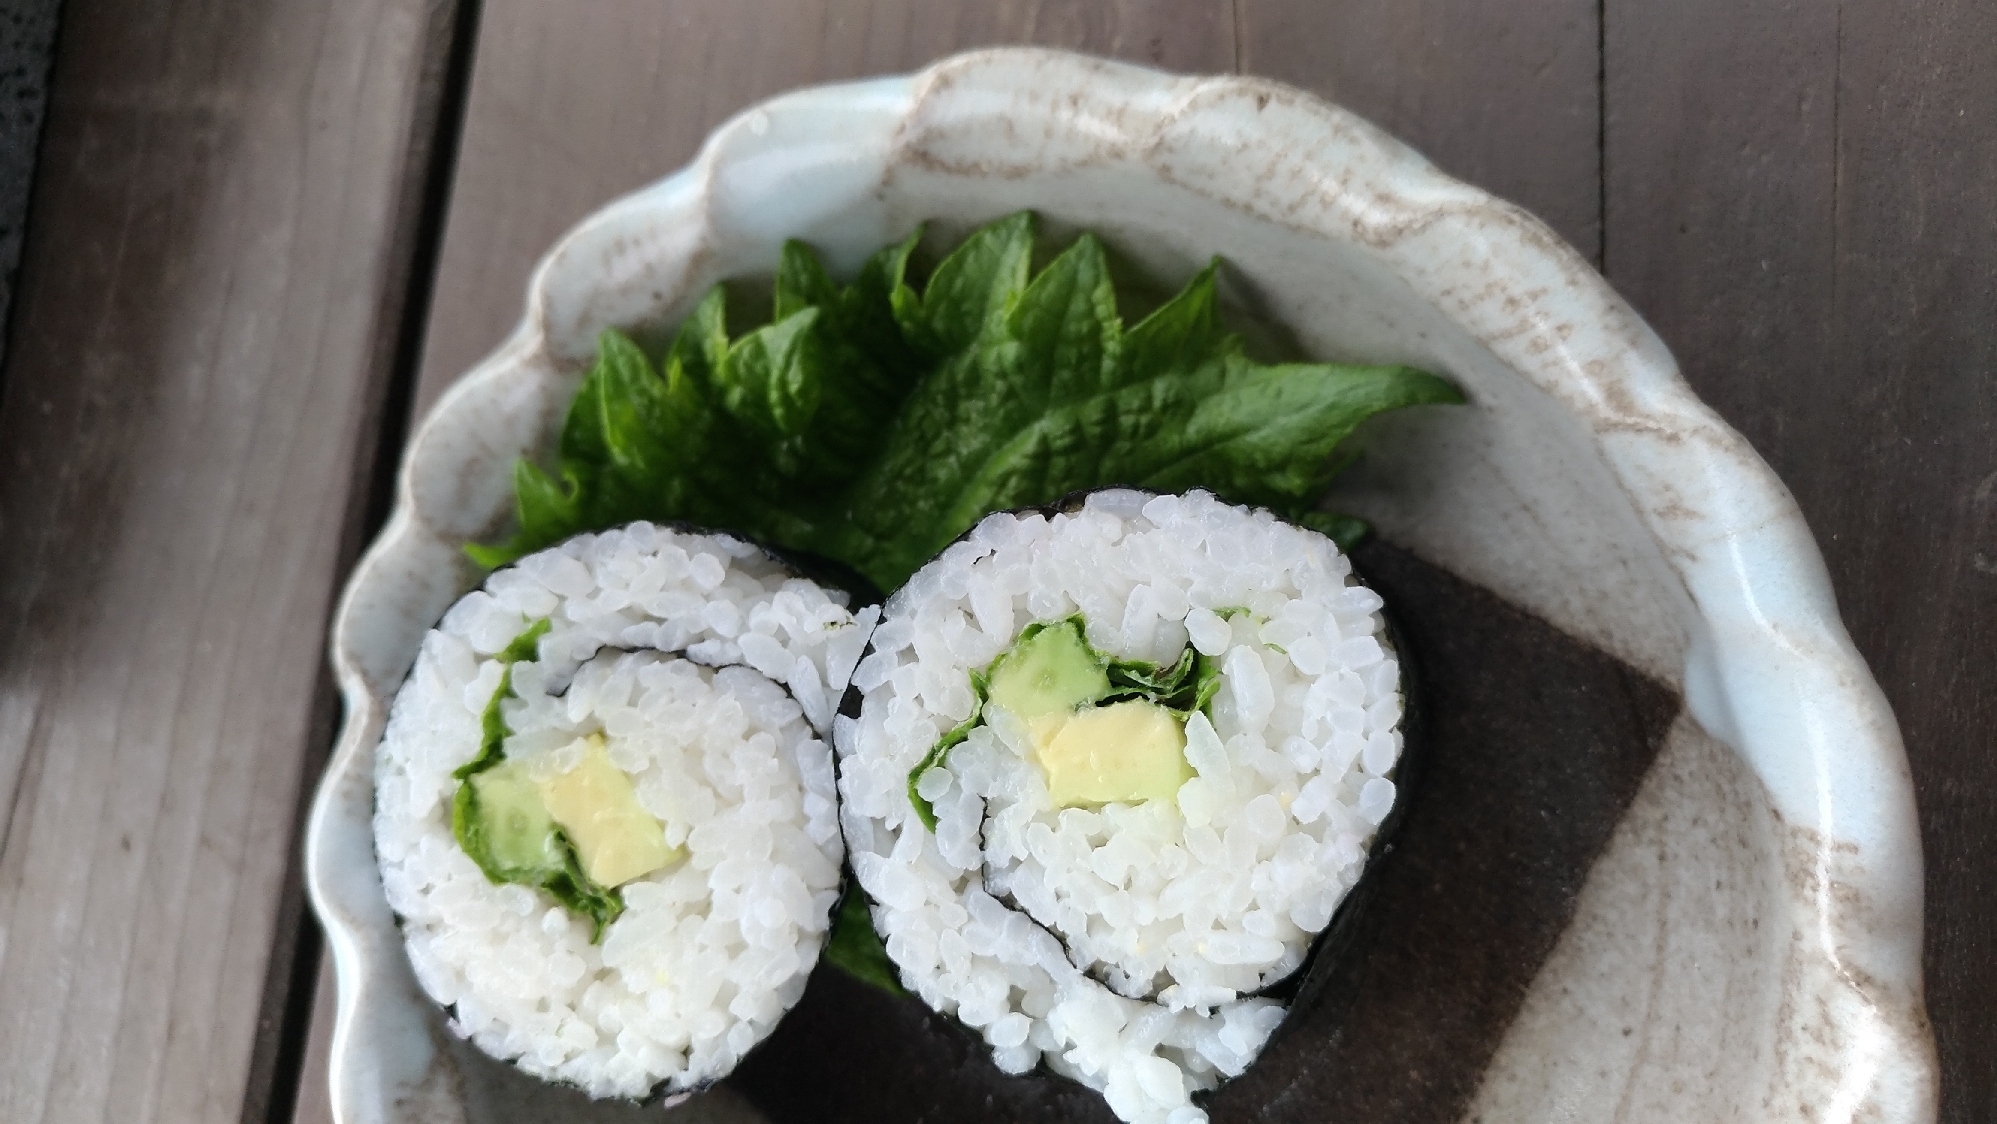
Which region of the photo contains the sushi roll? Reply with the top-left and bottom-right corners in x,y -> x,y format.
835,490 -> 1406,1124
372,522 -> 877,1098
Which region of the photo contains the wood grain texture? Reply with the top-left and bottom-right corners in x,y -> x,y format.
1605,0 -> 1997,1119
289,956 -> 340,1124
1235,0 -> 1601,262
409,0 -> 1235,418
0,1 -> 463,1122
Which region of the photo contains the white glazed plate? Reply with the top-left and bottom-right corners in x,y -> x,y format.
306,47 -> 1938,1124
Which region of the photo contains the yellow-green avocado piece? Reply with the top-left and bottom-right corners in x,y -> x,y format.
1034,699 -> 1193,808
538,734 -> 683,888
987,620 -> 1110,720
466,761 -> 567,877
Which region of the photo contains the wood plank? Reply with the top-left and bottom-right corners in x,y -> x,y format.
1828,6 -> 1997,1118
289,955 -> 340,1124
0,1 -> 468,1123
1604,0 -> 1997,1119
1236,0 -> 1602,262
0,0 -> 61,368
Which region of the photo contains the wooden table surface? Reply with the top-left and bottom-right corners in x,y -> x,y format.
0,2 -> 1988,1122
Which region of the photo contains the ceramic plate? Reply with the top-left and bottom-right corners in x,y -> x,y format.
305,47 -> 1936,1124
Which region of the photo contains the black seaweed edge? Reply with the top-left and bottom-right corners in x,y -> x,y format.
1227,578 -> 1421,1007
844,486 -> 1426,1103
373,519 -> 876,1105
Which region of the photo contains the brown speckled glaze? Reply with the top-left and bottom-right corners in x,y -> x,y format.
306,48 -> 1937,1124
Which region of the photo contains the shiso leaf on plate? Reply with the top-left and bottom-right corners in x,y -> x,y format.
824,889 -> 908,997
892,209 -> 1034,356
469,211 -> 1460,584
465,229 -> 925,569
465,210 -> 1464,985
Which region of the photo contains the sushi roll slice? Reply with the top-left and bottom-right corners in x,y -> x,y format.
372,523 -> 878,1098
835,490 -> 1406,1124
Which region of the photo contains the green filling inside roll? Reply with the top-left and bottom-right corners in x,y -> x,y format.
906,616 -> 1228,829
448,618 -> 628,943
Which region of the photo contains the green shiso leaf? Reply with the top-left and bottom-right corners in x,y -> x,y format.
822,888 -> 907,997
896,211 -> 1033,356
452,618 -> 551,780
470,212 -> 1460,584
468,231 -> 926,568
1104,647 -> 1197,706
905,668 -> 988,832
1297,510 -> 1372,553
466,210 -> 1464,983
818,221 -> 1463,589
449,618 -> 624,942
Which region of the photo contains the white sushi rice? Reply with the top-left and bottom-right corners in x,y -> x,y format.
836,490 -> 1403,1124
373,523 -> 875,1097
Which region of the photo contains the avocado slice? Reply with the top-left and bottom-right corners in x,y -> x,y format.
462,759 -> 568,879
987,621 -> 1193,806
986,619 -> 1110,721
538,734 -> 684,888
908,616 -> 1218,827
1034,699 -> 1192,807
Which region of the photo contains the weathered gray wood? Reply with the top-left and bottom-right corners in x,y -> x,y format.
1236,0 -> 1602,262
1604,1 -> 1997,1119
0,0 -> 61,369
0,1 -> 467,1122
289,956 -> 339,1124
